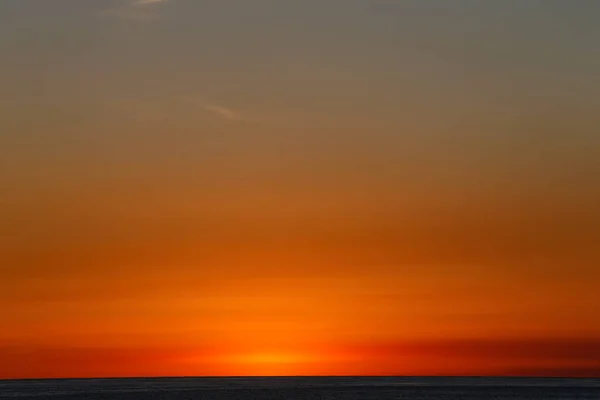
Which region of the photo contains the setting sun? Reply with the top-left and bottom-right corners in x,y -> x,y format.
202,349 -> 324,376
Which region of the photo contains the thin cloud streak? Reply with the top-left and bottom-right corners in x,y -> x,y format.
201,104 -> 244,122
186,98 -> 253,123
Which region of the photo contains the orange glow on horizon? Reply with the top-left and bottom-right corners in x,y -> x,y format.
2,257 -> 600,379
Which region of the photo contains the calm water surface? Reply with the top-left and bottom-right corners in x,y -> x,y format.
1,377 -> 599,399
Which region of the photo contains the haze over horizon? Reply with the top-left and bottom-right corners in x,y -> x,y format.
1,0 -> 599,379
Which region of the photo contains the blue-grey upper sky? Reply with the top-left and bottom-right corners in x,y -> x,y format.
1,0 -> 599,225
2,0 -> 599,251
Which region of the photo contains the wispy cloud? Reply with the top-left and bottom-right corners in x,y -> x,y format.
187,99 -> 253,123
100,0 -> 171,20
108,96 -> 287,128
201,104 -> 245,122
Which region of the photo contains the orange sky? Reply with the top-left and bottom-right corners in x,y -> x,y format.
1,0 -> 599,379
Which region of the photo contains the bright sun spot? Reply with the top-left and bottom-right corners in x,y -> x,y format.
235,352 -> 306,365
213,351 -> 321,376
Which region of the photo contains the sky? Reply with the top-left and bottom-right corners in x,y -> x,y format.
1,0 -> 599,378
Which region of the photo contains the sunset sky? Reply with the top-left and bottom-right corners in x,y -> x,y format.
1,0 -> 599,379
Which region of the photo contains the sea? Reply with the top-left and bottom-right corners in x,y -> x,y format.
1,376 -> 599,399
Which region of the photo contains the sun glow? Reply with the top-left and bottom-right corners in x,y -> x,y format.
213,350 -> 322,376
232,352 -> 316,365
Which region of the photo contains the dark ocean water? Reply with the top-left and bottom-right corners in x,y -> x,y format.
1,377 -> 599,399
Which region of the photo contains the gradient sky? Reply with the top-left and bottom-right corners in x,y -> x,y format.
1,0 -> 599,379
